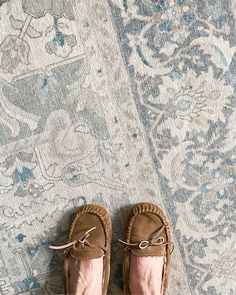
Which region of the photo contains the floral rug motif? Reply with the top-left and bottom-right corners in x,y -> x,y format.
0,0 -> 235,294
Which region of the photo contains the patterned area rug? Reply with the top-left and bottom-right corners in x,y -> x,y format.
0,0 -> 235,294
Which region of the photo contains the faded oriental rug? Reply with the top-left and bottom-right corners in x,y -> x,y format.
0,0 -> 235,294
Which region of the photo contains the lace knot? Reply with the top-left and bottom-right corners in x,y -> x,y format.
49,227 -> 96,253
119,225 -> 173,251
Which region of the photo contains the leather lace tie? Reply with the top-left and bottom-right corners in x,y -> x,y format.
49,227 -> 108,254
119,225 -> 174,252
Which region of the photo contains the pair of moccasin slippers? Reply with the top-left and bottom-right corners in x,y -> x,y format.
50,202 -> 174,295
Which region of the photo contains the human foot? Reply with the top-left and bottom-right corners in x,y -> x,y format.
129,254 -> 165,295
68,256 -> 104,295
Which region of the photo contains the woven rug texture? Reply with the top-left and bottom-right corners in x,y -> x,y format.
0,0 -> 236,294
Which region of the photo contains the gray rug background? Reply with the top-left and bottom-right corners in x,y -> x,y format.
0,0 -> 235,294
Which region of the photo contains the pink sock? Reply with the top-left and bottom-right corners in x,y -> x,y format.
129,254 -> 165,295
69,256 -> 103,295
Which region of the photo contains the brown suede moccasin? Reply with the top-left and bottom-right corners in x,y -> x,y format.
120,202 -> 174,295
50,204 -> 112,295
